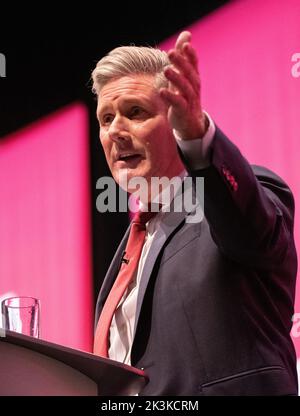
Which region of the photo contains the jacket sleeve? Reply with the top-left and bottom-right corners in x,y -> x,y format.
184,125 -> 296,269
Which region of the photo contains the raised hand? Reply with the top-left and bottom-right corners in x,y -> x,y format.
160,31 -> 207,140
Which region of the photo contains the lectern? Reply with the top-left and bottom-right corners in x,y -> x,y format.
0,330 -> 147,396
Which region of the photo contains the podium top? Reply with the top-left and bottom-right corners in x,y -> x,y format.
0,330 -> 147,396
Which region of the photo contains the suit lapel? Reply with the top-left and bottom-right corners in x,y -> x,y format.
133,208 -> 189,337
95,227 -> 130,321
133,176 -> 204,337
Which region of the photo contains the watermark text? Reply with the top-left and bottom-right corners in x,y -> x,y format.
291,53 -> 300,78
0,53 -> 6,77
96,173 -> 204,223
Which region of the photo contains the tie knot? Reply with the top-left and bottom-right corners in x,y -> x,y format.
133,207 -> 159,226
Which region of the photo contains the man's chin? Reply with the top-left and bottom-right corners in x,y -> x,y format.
114,168 -> 150,195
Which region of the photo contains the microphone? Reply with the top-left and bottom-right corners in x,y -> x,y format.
121,250 -> 129,265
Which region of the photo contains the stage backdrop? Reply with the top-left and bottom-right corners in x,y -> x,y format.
0,103 -> 93,351
160,0 -> 300,369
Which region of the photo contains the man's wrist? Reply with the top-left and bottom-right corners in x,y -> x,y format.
174,112 -> 209,141
174,111 -> 215,169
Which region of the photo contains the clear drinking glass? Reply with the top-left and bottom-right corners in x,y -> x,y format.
1,296 -> 40,338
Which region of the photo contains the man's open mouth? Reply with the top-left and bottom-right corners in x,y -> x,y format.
119,153 -> 139,160
117,153 -> 143,164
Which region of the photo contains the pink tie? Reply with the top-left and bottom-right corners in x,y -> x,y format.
93,209 -> 157,357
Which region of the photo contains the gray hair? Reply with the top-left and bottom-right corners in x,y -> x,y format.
91,46 -> 170,95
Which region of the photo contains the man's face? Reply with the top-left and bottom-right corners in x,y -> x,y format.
97,74 -> 183,194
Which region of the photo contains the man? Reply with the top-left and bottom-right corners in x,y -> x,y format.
91,31 -> 298,395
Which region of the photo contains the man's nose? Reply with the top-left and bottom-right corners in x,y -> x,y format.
108,115 -> 129,143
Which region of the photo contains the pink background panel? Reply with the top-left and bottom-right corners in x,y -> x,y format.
0,103 -> 93,351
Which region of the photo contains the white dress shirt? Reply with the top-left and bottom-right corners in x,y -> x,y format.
108,112 -> 216,365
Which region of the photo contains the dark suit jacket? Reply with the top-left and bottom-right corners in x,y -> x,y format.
95,126 -> 298,395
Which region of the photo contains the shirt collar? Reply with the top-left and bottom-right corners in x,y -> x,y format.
138,170 -> 187,213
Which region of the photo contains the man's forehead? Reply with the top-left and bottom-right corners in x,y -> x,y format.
99,74 -> 156,98
97,75 -> 159,112
98,94 -> 152,110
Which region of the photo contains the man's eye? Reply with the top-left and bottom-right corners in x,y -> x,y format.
130,106 -> 144,118
102,114 -> 114,125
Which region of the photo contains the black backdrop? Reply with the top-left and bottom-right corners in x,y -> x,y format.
0,1 -> 229,305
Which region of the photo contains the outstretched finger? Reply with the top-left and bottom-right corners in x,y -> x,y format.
164,66 -> 195,100
182,42 -> 198,68
159,87 -> 186,111
168,49 -> 200,94
175,31 -> 192,52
